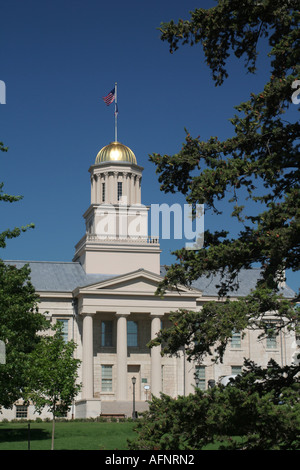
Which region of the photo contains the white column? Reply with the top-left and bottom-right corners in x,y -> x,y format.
109,172 -> 114,203
90,176 -> 94,204
136,176 -> 140,203
104,172 -> 108,203
151,315 -> 162,397
95,175 -> 99,204
82,313 -> 94,399
114,171 -> 118,204
100,174 -> 104,203
116,314 -> 128,401
134,176 -> 138,204
176,349 -> 185,396
137,176 -> 141,203
127,173 -> 131,205
185,357 -> 195,395
131,175 -> 136,204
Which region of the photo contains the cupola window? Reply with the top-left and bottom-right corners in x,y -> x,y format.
117,181 -> 123,201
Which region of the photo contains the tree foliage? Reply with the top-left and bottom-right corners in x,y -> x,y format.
0,261 -> 48,408
128,360 -> 300,450
25,322 -> 81,449
0,143 -> 46,408
135,0 -> 300,451
0,141 -> 34,248
148,0 -> 299,361
25,323 -> 81,418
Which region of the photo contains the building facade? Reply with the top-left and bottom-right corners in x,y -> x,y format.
2,141 -> 298,420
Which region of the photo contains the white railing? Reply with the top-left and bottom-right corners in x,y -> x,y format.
85,234 -> 159,244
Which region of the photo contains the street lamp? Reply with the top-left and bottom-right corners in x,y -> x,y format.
131,376 -> 136,420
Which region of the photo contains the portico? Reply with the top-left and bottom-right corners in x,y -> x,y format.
80,311 -> 164,401
75,268 -> 201,415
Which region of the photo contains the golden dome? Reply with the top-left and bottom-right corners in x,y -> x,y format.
95,141 -> 137,165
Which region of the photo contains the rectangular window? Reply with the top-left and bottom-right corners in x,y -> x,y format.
101,321 -> 113,347
16,405 -> 28,418
231,366 -> 242,376
117,182 -> 122,201
102,182 -> 105,202
266,333 -> 277,349
195,365 -> 206,390
127,320 -> 138,347
231,330 -> 241,348
266,323 -> 278,349
57,319 -> 68,343
101,365 -> 113,392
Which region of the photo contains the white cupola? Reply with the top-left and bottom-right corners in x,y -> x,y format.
73,141 -> 161,275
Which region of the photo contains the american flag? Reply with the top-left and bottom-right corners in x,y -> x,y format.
102,88 -> 115,106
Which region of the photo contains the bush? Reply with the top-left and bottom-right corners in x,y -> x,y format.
128,360 -> 300,450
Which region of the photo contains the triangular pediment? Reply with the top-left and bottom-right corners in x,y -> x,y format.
74,269 -> 202,297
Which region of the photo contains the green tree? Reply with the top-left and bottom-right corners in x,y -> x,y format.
0,142 -> 47,409
25,323 -> 81,450
0,142 -> 34,249
149,0 -> 299,362
0,261 -> 48,408
128,360 -> 300,450
134,0 -> 300,450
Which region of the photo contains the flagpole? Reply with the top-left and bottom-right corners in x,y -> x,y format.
115,82 -> 117,142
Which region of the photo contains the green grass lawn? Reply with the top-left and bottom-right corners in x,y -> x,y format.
0,421 -> 238,450
0,421 -> 137,450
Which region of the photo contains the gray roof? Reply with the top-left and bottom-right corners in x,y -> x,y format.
4,260 -> 295,298
191,270 -> 295,298
4,260 -> 112,292
160,266 -> 295,298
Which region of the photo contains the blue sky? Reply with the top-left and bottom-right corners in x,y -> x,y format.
0,0 -> 298,293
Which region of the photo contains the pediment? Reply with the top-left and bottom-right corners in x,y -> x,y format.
75,269 -> 202,297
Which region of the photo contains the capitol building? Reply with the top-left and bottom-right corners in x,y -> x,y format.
2,140 -> 297,420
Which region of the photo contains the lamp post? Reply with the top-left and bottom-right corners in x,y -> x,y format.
131,376 -> 136,420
